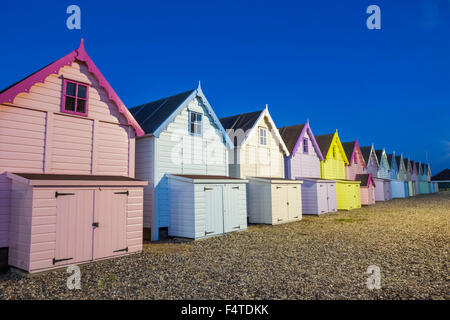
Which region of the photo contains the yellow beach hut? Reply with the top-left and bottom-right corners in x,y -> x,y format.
315,131 -> 361,210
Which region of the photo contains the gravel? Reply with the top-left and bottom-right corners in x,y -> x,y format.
0,191 -> 449,300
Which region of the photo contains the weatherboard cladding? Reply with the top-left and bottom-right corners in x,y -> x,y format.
375,149 -> 390,179
342,141 -> 365,181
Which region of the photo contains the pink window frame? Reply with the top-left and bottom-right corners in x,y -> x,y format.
61,78 -> 89,116
303,138 -> 309,154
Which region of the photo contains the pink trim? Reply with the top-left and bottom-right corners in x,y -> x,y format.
61,78 -> 89,117
292,119 -> 324,161
350,139 -> 367,168
0,39 -> 144,136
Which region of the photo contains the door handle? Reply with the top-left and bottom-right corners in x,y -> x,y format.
92,222 -> 99,227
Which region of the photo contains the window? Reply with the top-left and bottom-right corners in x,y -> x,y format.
259,127 -> 267,145
303,138 -> 309,154
354,154 -> 358,164
62,79 -> 89,116
332,146 -> 337,158
189,111 -> 202,135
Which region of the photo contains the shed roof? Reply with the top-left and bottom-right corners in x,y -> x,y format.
172,174 -> 242,180
431,169 -> 450,181
11,173 -> 143,181
129,90 -> 195,134
278,124 -> 305,154
355,173 -> 375,187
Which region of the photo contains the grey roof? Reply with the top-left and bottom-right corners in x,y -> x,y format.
431,169 -> 450,181
355,174 -> 372,186
315,134 -> 335,156
129,89 -> 195,134
341,141 -> 356,160
360,146 -> 373,164
375,149 -> 384,161
219,110 -> 264,132
278,124 -> 305,154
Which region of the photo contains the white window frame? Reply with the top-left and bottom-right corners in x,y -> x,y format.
189,111 -> 202,136
259,127 -> 267,146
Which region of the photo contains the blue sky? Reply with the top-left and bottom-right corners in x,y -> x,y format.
1,1 -> 449,173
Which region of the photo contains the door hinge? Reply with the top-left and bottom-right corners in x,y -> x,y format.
55,192 -> 75,198
277,218 -> 283,222
205,231 -> 214,235
113,247 -> 128,253
204,187 -> 213,191
53,257 -> 73,265
232,186 -> 239,190
293,216 -> 299,218
233,226 -> 240,229
287,202 -> 290,205
114,191 -> 129,195
276,186 -> 281,189
92,222 -> 99,228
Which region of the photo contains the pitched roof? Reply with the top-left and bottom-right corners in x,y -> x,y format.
387,154 -> 394,167
395,155 -> 403,168
431,169 -> 450,181
129,90 -> 195,134
315,134 -> 335,156
342,141 -> 356,161
375,149 -> 384,161
355,173 -> 374,186
0,39 -> 144,136
219,110 -> 264,132
278,124 -> 305,154
360,146 -> 372,164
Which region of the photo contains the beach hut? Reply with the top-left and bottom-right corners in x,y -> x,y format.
396,155 -> 410,197
388,153 -> 407,198
431,169 -> 449,191
355,174 -> 376,205
0,40 -> 147,273
425,164 -> 436,193
361,145 -> 391,201
418,163 -> 430,194
404,158 -> 415,196
411,161 -> 419,196
315,131 -> 361,211
342,140 -> 376,206
374,148 -> 392,201
220,108 -> 303,224
131,85 -> 248,240
279,121 -> 337,215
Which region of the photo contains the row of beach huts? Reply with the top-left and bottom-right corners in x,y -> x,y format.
0,41 -> 439,273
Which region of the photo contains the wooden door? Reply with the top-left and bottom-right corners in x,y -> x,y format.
287,185 -> 301,220
273,184 -> 288,223
203,185 -> 224,237
327,183 -> 337,212
93,189 -> 128,259
54,190 -> 94,266
317,183 -> 328,214
223,184 -> 243,233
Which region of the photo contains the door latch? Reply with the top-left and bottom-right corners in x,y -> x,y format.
92,222 -> 99,227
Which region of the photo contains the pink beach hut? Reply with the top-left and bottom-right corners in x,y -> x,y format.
279,120 -> 338,215
0,40 -> 147,273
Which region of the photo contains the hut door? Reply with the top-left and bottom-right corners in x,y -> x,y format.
223,184 -> 243,233
287,185 -> 301,220
93,189 -> 128,259
204,185 -> 224,237
273,185 -> 288,223
54,190 -> 94,266
327,183 -> 337,212
317,183 -> 328,213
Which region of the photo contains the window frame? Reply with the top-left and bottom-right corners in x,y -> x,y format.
61,78 -> 89,117
259,127 -> 267,146
188,111 -> 203,136
303,138 -> 309,154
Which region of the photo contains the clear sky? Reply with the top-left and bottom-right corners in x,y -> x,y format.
1,1 -> 449,173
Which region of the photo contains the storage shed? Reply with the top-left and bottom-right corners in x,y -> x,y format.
431,169 -> 449,191
315,131 -> 361,210
131,85 -> 246,240
0,40 -> 147,272
246,177 -> 302,224
167,175 -> 248,239
220,108 -> 303,224
373,148 -> 392,201
387,153 -> 407,198
355,174 -> 376,205
279,121 -> 337,215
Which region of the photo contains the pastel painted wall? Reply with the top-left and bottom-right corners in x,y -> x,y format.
320,134 -> 347,180
286,129 -> 321,179
345,144 -> 365,181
